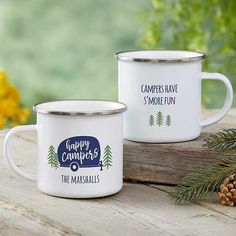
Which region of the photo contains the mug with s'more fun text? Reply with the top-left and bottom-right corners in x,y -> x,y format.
116,50 -> 233,143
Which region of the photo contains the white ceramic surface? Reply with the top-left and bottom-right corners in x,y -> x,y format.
3,100 -> 126,198
117,50 -> 233,142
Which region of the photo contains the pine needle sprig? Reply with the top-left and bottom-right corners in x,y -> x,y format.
203,128 -> 236,150
170,155 -> 236,203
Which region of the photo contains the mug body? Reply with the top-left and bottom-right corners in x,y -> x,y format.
117,50 -> 205,142
35,100 -> 126,198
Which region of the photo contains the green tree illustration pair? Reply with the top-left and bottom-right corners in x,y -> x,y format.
149,112 -> 171,127
47,144 -> 113,170
48,145 -> 60,169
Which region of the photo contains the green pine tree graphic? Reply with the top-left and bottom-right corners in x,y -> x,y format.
149,115 -> 154,127
156,111 -> 163,126
48,145 -> 60,169
166,115 -> 171,127
103,145 -> 112,170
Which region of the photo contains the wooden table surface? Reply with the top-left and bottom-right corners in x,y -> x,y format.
0,110 -> 236,236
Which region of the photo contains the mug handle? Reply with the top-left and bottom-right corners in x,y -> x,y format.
3,125 -> 37,181
201,72 -> 233,127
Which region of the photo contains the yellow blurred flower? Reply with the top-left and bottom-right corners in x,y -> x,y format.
0,70 -> 30,128
6,85 -> 20,102
0,72 -> 9,98
0,115 -> 6,129
0,99 -> 18,117
0,71 -> 7,81
16,108 -> 31,124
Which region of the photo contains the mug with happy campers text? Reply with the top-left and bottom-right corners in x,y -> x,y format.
116,50 -> 233,143
3,100 -> 127,198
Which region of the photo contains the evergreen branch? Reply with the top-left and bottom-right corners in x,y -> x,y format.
203,128 -> 236,150
170,155 -> 236,203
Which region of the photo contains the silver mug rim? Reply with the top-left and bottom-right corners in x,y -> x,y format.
33,99 -> 127,116
115,49 -> 206,63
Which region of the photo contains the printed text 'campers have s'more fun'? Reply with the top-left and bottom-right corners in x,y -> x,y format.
141,84 -> 178,106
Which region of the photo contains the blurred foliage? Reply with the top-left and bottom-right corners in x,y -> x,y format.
140,0 -> 236,108
0,0 -> 149,123
1,0 -> 234,126
0,71 -> 30,128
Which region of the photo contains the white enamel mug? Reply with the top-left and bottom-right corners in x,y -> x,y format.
3,100 -> 127,198
116,50 -> 233,143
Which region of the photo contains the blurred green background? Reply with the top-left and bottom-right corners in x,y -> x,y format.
0,0 -> 235,123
